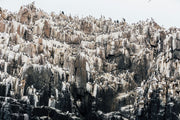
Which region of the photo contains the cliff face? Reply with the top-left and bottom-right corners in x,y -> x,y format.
0,3 -> 180,120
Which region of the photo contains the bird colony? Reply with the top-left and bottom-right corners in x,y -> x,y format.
0,3 -> 180,120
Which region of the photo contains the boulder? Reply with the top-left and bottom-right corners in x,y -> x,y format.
0,21 -> 5,33
43,20 -> 51,38
19,7 -> 31,24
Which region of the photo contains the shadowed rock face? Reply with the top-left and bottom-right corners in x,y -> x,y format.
0,3 -> 180,120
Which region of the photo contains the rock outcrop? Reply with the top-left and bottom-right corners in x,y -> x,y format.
0,3 -> 180,120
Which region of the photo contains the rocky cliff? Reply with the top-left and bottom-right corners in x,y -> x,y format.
0,3 -> 180,120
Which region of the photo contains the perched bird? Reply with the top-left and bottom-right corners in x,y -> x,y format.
122,18 -> 126,22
